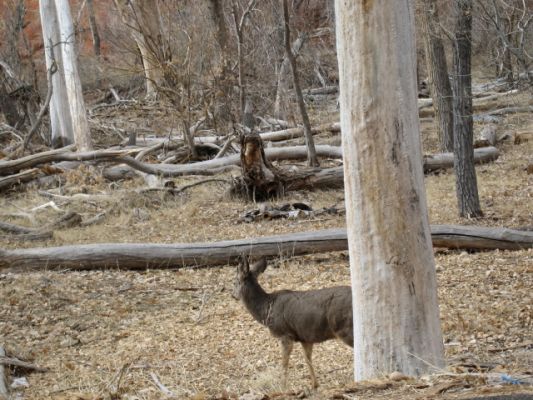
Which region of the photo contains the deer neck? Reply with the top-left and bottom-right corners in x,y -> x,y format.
241,277 -> 273,326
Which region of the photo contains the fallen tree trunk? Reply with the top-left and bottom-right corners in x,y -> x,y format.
131,122 -> 341,147
0,147 -> 139,176
104,145 -> 343,180
1,225 -> 531,271
424,146 -> 498,172
418,88 -> 521,111
0,168 -> 52,191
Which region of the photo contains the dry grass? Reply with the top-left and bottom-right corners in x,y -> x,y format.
0,96 -> 532,399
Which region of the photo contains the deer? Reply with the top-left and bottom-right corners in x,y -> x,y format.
232,256 -> 353,389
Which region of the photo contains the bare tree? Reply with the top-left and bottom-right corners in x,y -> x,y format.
274,34 -> 306,121
208,0 -> 231,74
453,0 -> 482,218
282,0 -> 319,167
420,0 -> 454,152
476,0 -> 533,84
55,0 -> 92,151
231,0 -> 257,120
113,0 -> 169,99
335,0 -> 445,379
39,0 -> 92,150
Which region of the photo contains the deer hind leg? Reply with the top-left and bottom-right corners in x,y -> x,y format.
280,337 -> 294,388
301,342 -> 318,389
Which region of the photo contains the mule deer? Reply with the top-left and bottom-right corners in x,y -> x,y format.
232,256 -> 353,388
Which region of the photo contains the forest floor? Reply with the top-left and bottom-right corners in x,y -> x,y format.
0,88 -> 532,400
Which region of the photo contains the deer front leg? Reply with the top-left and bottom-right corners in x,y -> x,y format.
301,342 -> 318,389
280,337 -> 294,388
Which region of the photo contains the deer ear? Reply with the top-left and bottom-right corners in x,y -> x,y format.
250,258 -> 267,277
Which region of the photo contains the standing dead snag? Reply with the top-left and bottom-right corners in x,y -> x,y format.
231,132 -> 343,201
233,132 -> 285,201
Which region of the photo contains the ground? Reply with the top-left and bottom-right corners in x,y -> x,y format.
0,90 -> 532,400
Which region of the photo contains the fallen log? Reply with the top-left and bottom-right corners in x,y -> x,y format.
130,122 -> 341,147
424,146 -> 499,173
106,145 -> 498,182
418,89 -> 525,116
104,145 -> 343,180
260,122 -> 340,142
0,168 -> 49,191
0,225 -> 531,271
0,147 -> 139,176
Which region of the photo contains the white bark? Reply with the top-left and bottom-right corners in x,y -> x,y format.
335,0 -> 445,380
55,0 -> 92,151
39,0 -> 74,147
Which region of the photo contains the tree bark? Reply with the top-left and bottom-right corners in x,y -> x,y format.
208,0 -> 231,72
231,0 -> 257,119
453,0 -> 482,218
39,0 -> 75,148
1,225 -> 531,271
55,0 -> 93,151
335,0 -> 445,380
282,0 -> 319,167
274,34 -> 306,121
420,0 -> 454,152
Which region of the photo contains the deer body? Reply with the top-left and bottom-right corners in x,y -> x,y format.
234,257 -> 353,388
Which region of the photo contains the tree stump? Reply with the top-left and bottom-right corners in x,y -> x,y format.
231,133 -> 285,201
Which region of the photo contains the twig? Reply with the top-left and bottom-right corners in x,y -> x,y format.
80,211 -> 109,227
107,361 -> 132,396
149,372 -> 175,397
137,178 -> 228,195
194,290 -> 214,324
30,201 -> 63,212
135,141 -> 165,161
214,136 -> 235,159
109,87 -> 121,102
38,191 -> 113,203
0,355 -> 48,373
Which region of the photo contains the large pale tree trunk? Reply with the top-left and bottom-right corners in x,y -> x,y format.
420,0 -> 454,152
452,0 -> 482,218
55,0 -> 92,151
335,0 -> 445,380
39,0 -> 74,148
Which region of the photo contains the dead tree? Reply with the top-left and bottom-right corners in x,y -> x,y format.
274,34 -> 306,121
420,0 -> 454,152
231,0 -> 257,119
453,0 -> 482,218
39,0 -> 73,148
113,0 -> 169,98
282,0 -> 319,167
233,132 -> 284,200
335,0 -> 445,380
476,0 -> 533,84
39,0 -> 92,151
